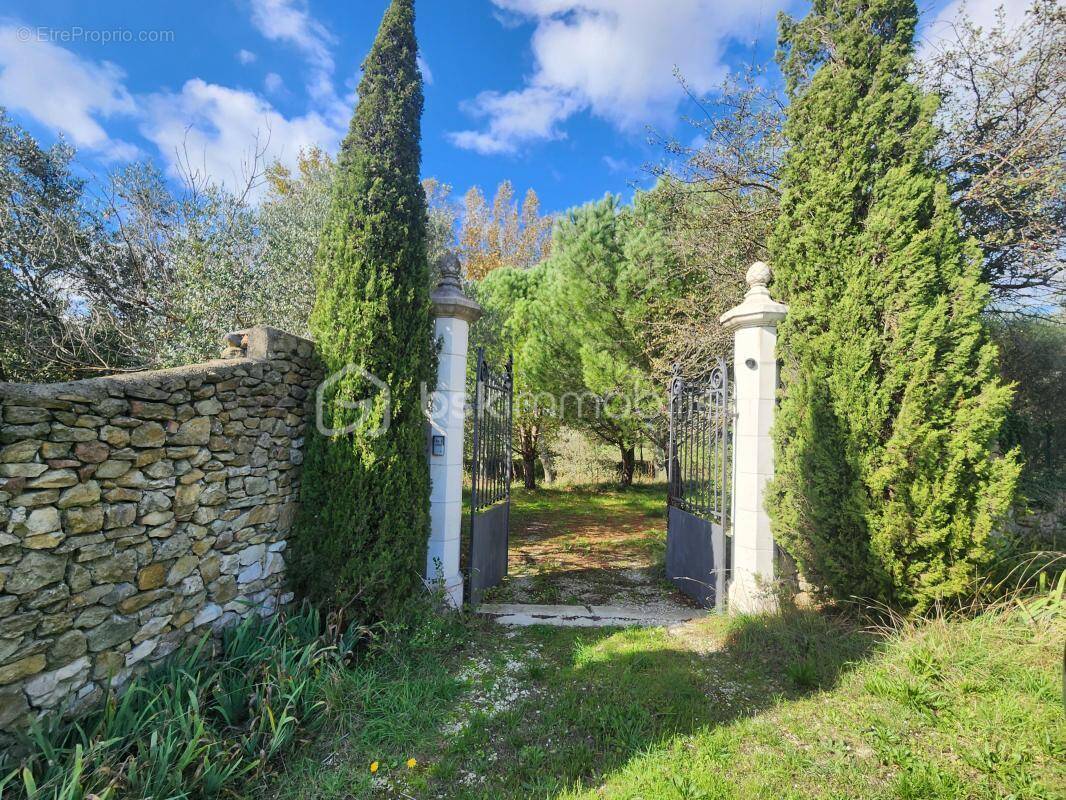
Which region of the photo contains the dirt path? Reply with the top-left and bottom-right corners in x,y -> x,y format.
482,484 -> 698,613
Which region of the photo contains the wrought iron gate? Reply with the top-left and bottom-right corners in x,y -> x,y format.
468,348 -> 513,606
666,358 -> 732,609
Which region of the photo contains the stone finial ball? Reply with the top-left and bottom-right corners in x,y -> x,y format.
437,250 -> 461,278
746,261 -> 771,287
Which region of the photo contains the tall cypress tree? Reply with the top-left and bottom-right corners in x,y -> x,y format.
767,0 -> 1019,610
289,0 -> 434,620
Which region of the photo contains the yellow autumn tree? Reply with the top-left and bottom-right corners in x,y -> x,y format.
264,146 -> 332,197
460,181 -> 553,280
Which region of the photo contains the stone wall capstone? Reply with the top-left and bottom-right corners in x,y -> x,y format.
0,326 -> 319,736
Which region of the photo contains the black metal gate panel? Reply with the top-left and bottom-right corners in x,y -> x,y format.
667,358 -> 732,609
468,348 -> 513,606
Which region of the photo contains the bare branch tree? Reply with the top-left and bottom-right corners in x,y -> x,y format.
640,67 -> 782,379
918,0 -> 1066,310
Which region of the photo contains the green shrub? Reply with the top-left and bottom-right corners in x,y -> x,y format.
992,315 -> 1066,507
767,0 -> 1020,611
287,0 -> 435,621
0,608 -> 338,800
0,594 -> 471,800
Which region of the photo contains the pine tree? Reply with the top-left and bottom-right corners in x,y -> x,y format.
288,0 -> 434,620
527,197 -> 660,486
767,0 -> 1019,610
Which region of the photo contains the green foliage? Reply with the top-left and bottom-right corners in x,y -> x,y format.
423,177 -> 461,279
143,168 -> 266,367
483,182 -> 751,487
992,315 -> 1066,502
0,110 -> 122,381
0,608 -> 337,800
288,0 -> 435,620
247,595 -> 470,799
767,0 -> 1020,611
1019,568 -> 1066,623
0,105 -> 304,379
258,148 -> 336,341
0,104 -> 326,380
264,591 -> 1064,798
986,315 -> 1065,564
625,181 -> 750,377
526,196 -> 664,484
1,598 -> 470,800
0,108 -> 460,382
474,266 -> 540,385
475,264 -> 561,486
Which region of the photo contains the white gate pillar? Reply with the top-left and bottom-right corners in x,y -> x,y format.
720,262 -> 787,613
428,253 -> 481,608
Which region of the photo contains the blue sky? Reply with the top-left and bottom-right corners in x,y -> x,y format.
0,0 -> 1021,215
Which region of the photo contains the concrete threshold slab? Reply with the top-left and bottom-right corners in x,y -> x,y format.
478,603 -> 706,628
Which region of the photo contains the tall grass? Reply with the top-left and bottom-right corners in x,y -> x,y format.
0,607 -> 339,800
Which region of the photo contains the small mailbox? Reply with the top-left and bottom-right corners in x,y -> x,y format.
431,434 -> 445,457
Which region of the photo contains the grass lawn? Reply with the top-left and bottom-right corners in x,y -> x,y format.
473,482 -> 690,608
257,485 -> 1066,800
258,606 -> 1063,800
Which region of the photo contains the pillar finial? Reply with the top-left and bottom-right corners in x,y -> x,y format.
431,250 -> 482,323
746,261 -> 771,290
436,250 -> 463,291
720,260 -> 787,331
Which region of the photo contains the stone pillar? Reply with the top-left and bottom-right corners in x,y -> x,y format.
720,262 -> 787,613
427,253 -> 481,608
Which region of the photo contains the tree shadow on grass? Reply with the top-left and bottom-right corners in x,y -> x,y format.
430,608 -> 880,799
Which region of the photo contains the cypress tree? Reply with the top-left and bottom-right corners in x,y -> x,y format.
767,0 -> 1020,610
289,0 -> 434,620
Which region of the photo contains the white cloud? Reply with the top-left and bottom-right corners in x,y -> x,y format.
491,8 -> 527,29
928,0 -> 1030,33
417,55 -> 433,86
248,0 -> 333,65
0,25 -> 138,159
140,78 -> 344,198
264,72 -> 285,94
602,155 -> 632,174
0,17 -> 346,197
448,86 -> 581,154
136,0 -> 351,194
919,0 -> 1031,55
449,0 -> 789,154
236,48 -> 257,65
248,0 -> 336,103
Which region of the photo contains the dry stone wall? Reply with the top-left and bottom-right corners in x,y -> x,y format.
0,327 -> 319,736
